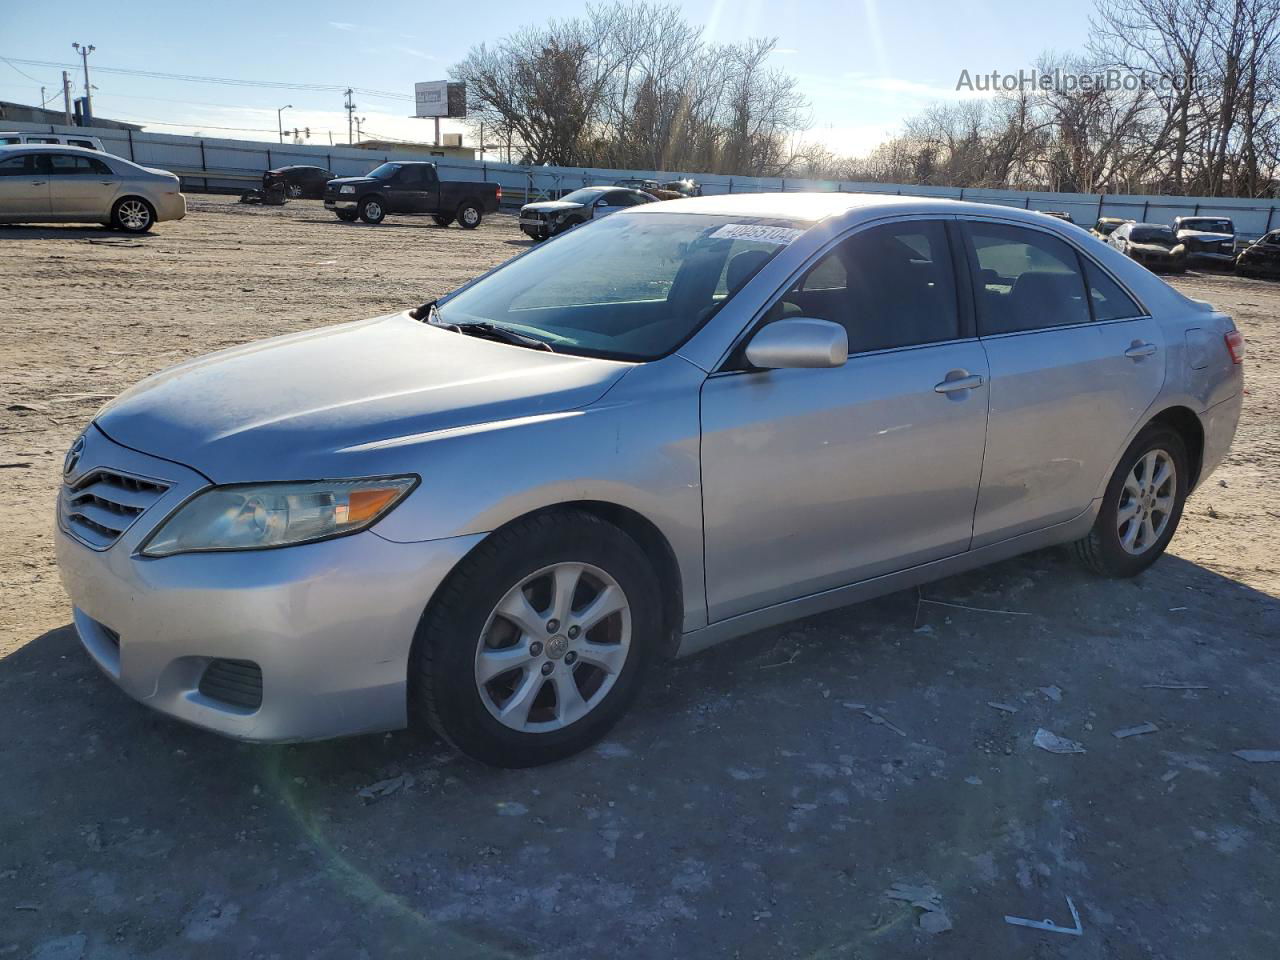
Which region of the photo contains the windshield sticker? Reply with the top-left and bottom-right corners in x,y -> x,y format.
708,223 -> 804,245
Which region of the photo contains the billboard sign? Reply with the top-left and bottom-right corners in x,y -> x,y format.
415,81 -> 467,118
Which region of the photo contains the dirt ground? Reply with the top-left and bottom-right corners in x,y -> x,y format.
1,197 -> 1277,958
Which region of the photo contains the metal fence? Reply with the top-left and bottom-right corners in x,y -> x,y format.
8,118 -> 1280,237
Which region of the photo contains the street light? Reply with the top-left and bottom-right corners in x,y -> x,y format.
71,42 -> 95,121
277,104 -> 292,144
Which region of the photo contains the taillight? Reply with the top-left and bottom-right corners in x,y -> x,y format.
496,185 -> 502,201
1225,329 -> 1245,364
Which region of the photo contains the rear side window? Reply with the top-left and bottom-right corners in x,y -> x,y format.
47,154 -> 110,175
770,220 -> 960,354
68,139 -> 96,150
963,222 -> 1090,335
1082,260 -> 1143,321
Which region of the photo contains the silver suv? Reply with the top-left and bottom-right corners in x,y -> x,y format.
56,193 -> 1243,765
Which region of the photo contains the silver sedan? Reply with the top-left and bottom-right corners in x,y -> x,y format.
56,192 -> 1243,766
0,144 -> 185,232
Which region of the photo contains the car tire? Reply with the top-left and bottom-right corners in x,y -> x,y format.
1071,423 -> 1188,578
410,509 -> 659,767
432,214 -> 455,227
358,197 -> 385,224
287,183 -> 304,198
456,201 -> 482,229
111,197 -> 155,233
554,216 -> 584,235
335,210 -> 358,222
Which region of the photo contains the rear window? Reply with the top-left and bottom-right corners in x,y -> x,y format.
1130,227 -> 1174,243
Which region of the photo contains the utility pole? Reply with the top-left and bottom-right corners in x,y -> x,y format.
62,71 -> 72,125
277,104 -> 292,144
355,116 -> 366,141
71,42 -> 95,122
344,89 -> 355,145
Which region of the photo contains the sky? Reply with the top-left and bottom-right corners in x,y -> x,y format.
0,0 -> 1093,159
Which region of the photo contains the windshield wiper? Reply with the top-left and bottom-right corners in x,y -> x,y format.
411,300 -> 553,352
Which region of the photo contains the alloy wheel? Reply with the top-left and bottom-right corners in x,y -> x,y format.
288,183 -> 303,198
475,562 -> 631,732
1117,449 -> 1177,555
117,200 -> 151,231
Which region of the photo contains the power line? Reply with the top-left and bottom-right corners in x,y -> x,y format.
0,56 -> 413,101
0,54 -> 56,85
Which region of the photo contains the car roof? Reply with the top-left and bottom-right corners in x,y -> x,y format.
1130,222 -> 1171,229
0,143 -> 107,156
626,190 -> 1115,229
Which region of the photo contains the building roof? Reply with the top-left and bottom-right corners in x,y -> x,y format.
0,100 -> 142,131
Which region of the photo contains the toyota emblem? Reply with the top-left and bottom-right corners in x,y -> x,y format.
64,435 -> 85,476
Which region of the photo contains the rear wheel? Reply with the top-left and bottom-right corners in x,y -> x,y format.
112,197 -> 154,233
411,510 -> 659,767
286,183 -> 304,198
457,201 -> 482,229
1072,423 -> 1188,577
432,214 -> 454,227
358,196 -> 385,224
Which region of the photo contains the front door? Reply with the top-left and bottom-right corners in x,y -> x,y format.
701,219 -> 990,622
0,153 -> 50,220
46,153 -> 118,219
958,219 -> 1167,546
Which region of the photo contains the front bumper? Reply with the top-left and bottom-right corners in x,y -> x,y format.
55,427 -> 483,742
1184,250 -> 1235,267
325,197 -> 357,211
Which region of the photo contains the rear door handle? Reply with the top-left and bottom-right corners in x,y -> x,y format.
934,373 -> 985,394
1124,342 -> 1157,360
31,180 -> 46,186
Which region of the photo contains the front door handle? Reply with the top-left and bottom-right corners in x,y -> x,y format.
1124,341 -> 1157,360
31,180 -> 46,186
934,373 -> 985,394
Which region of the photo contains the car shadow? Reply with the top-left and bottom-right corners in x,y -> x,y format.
0,224 -> 121,240
4,548 -> 1278,957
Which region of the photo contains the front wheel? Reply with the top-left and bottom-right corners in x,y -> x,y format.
411,510 -> 659,767
335,210 -> 358,222
112,197 -> 155,233
457,201 -> 482,229
1072,423 -> 1188,577
432,214 -> 454,227
358,196 -> 385,224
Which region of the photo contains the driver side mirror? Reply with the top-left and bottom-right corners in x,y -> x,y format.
595,199 -> 610,207
744,318 -> 848,369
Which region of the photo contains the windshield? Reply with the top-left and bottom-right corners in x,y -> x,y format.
559,187 -> 610,204
435,213 -> 803,360
1131,227 -> 1175,244
367,162 -> 401,179
1182,218 -> 1233,233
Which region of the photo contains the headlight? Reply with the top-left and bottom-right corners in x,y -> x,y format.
340,185 -> 355,194
141,477 -> 417,557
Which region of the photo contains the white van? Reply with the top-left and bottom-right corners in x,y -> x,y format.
0,132 -> 107,152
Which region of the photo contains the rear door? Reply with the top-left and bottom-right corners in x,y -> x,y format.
700,218 -> 991,621
47,153 -> 118,219
0,153 -> 50,219
960,219 -> 1165,546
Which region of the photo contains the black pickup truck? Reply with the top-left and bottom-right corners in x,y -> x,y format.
324,161 -> 501,227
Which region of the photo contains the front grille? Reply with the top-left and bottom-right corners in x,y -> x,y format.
199,659 -> 263,710
61,468 -> 169,549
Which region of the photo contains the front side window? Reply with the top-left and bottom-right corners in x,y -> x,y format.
0,155 -> 32,175
436,213 -> 799,360
765,220 -> 959,354
964,222 -> 1090,335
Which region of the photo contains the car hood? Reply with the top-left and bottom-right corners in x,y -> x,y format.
95,312 -> 631,483
327,176 -> 378,188
522,200 -> 586,214
1176,230 -> 1234,243
1130,242 -> 1180,254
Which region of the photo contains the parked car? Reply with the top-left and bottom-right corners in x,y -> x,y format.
1040,210 -> 1075,223
1235,229 -> 1280,278
661,179 -> 702,197
0,131 -> 106,151
262,164 -> 333,199
1172,216 -> 1236,268
323,161 -> 500,227
0,144 -> 184,232
518,186 -> 656,240
55,193 -> 1243,766
1109,222 -> 1187,273
614,178 -> 660,192
1091,217 -> 1131,239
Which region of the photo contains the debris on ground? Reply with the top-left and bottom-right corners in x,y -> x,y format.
1113,722 -> 1160,739
1143,682 -> 1210,690
987,701 -> 1019,714
1034,728 -> 1086,755
1004,896 -> 1083,937
885,882 -> 952,934
1233,750 -> 1280,763
356,773 -> 415,801
1040,685 -> 1064,702
0,463 -> 32,469
861,709 -> 907,737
